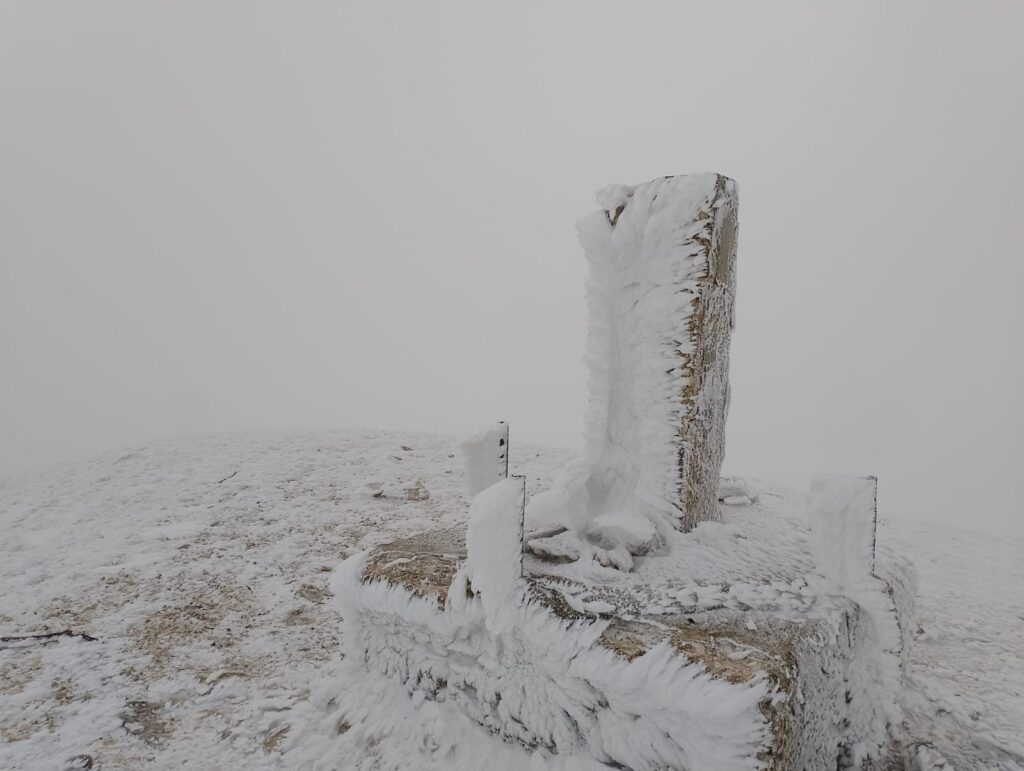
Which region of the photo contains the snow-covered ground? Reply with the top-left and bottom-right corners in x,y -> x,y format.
1,430 -> 1021,770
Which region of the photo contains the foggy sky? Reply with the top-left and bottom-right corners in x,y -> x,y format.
2,1 -> 1022,536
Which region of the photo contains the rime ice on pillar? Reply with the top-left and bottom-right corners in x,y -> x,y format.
576,174 -> 739,533
461,422 -> 510,496
465,475 -> 526,622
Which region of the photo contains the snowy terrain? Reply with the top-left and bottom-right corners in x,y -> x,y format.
1,429 -> 1022,770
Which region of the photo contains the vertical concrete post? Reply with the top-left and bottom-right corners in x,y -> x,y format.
461,422 -> 510,496
577,174 -> 738,532
809,474 -> 878,592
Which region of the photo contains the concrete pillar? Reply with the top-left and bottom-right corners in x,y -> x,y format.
577,173 -> 738,532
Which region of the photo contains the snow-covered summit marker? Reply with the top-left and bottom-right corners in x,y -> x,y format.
333,174 -> 916,770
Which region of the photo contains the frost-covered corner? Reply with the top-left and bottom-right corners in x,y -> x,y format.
305,174 -> 916,770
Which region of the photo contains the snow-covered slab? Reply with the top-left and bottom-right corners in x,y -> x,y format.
345,484 -> 915,770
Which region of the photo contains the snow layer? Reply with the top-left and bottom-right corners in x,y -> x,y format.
565,174 -> 738,541
1,430 -> 1021,770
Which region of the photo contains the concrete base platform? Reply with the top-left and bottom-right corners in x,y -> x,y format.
336,482 -> 915,771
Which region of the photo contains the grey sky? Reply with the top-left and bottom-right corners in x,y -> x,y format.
2,2 -> 1022,535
